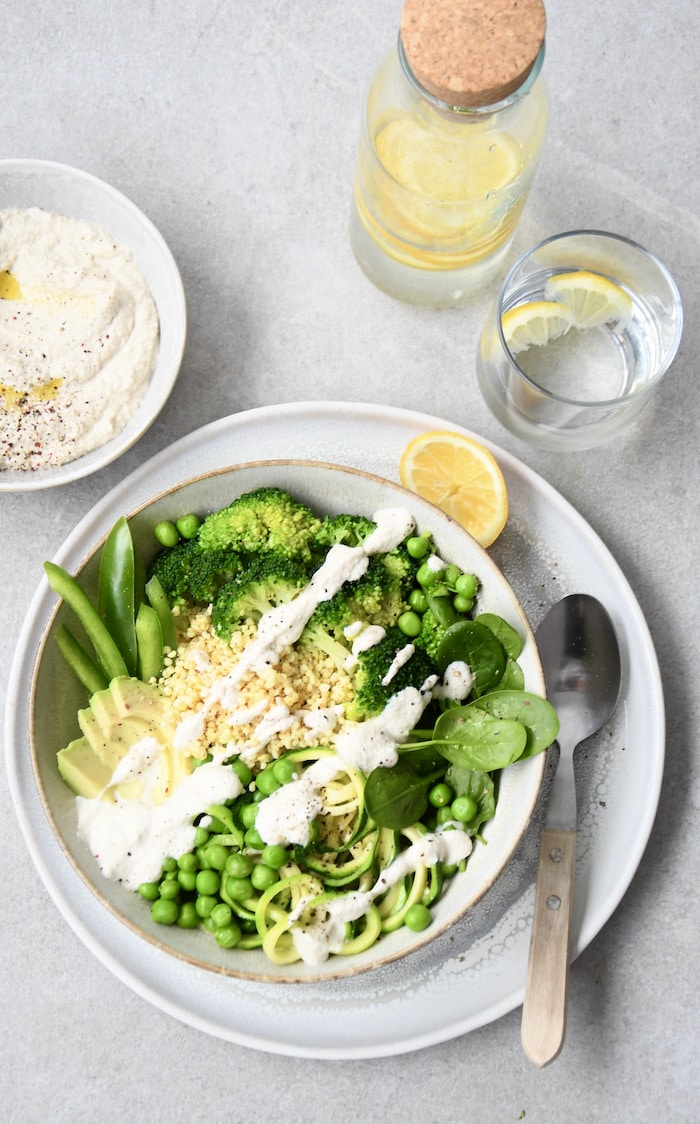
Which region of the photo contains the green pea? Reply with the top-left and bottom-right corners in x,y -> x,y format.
261,844 -> 288,870
161,856 -> 178,873
404,904 -> 432,932
436,806 -> 454,825
416,561 -> 440,587
177,902 -> 200,929
210,902 -> 232,929
158,879 -> 180,901
203,915 -> 217,934
205,843 -> 228,870
256,768 -> 280,796
451,796 -> 478,823
251,864 -> 279,892
272,757 -> 297,785
408,589 -> 428,614
428,782 -> 453,808
231,758 -> 253,787
215,923 -> 242,949
444,564 -> 462,587
195,894 -> 217,919
406,534 -> 430,559
151,898 -> 179,925
225,877 -> 253,902
194,826 -> 210,847
455,573 -> 478,599
244,827 -> 264,850
453,594 -> 475,614
240,803 -> 258,829
225,852 -> 254,877
195,868 -> 221,896
398,610 -> 422,638
177,852 -> 199,873
177,869 -> 197,892
137,881 -> 160,902
154,520 -> 179,548
176,513 -> 200,540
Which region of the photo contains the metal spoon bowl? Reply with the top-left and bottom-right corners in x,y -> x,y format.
521,594 -> 622,1067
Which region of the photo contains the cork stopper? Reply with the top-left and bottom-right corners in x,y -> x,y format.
400,0 -> 546,108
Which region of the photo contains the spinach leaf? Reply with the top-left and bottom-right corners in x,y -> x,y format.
433,706 -> 527,771
499,657 -> 525,691
471,690 -> 560,758
364,760 -> 441,830
436,619 -> 507,696
445,764 -> 496,836
475,612 -> 524,659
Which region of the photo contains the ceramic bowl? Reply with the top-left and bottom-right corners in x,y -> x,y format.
30,460 -> 546,982
0,158 -> 186,490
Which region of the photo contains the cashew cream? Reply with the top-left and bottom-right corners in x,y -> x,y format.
0,207 -> 159,471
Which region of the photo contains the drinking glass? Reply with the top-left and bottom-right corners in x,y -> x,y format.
476,230 -> 683,451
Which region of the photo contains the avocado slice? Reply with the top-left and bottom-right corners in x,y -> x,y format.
57,676 -> 187,801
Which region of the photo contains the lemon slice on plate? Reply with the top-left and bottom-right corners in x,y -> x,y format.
543,270 -> 633,330
501,301 -> 574,355
399,430 -> 508,548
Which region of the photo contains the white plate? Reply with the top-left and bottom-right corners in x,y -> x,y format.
5,402 -> 664,1058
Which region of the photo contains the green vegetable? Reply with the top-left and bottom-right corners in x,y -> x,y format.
53,624 -> 109,697
212,555 -> 309,641
432,705 -> 527,771
144,574 -> 177,653
135,602 -> 164,682
198,486 -> 322,561
344,626 -> 437,722
97,516 -> 138,677
470,690 -> 560,758
176,513 -> 200,540
154,520 -> 180,548
436,619 -> 507,694
44,561 -> 129,682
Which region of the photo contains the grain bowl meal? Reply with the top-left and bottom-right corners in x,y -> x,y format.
0,206 -> 159,472
35,463 -> 557,980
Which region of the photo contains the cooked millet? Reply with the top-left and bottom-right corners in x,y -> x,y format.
160,605 -> 353,767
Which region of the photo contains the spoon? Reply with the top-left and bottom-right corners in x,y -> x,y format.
521,594 -> 622,1067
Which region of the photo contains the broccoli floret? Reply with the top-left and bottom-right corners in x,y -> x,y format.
148,539 -> 241,606
198,487 -> 322,562
312,513 -> 377,552
412,605 -> 450,663
212,555 -> 309,641
345,626 -> 438,722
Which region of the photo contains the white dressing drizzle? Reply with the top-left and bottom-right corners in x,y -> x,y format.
290,826 -> 473,965
76,743 -> 242,890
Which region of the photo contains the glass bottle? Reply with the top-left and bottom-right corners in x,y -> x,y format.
350,0 -> 549,306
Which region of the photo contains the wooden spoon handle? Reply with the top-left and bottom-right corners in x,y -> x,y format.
521,827 -> 576,1067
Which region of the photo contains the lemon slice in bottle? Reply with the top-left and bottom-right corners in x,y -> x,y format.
501,301 -> 574,355
377,117 -> 520,199
399,430 -> 508,548
543,270 -> 634,330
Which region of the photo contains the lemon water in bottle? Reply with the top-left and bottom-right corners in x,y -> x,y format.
350,0 -> 548,306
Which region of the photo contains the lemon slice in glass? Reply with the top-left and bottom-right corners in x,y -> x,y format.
501,301 -> 574,355
544,270 -> 634,330
399,430 -> 508,548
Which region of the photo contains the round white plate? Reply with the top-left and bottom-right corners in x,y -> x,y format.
5,402 -> 664,1059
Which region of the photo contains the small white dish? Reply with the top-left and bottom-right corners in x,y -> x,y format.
0,158 -> 186,490
30,459 -> 546,984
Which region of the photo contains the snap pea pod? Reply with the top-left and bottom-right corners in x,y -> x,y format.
135,602 -> 164,682
54,624 -> 109,697
144,574 -> 178,653
44,561 -> 129,682
98,517 -> 138,676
